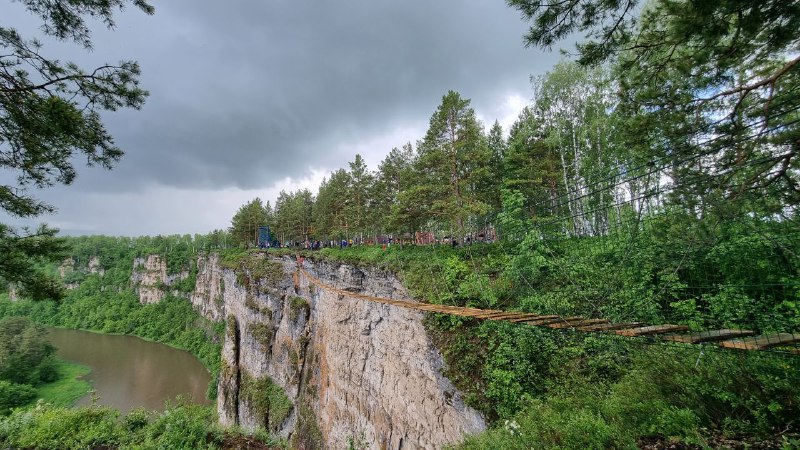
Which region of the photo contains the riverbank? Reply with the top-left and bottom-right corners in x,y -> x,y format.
32,359 -> 91,408
46,327 -> 211,413
0,293 -> 223,400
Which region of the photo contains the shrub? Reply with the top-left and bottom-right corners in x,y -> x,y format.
0,381 -> 36,416
0,316 -> 56,385
0,402 -> 123,450
240,371 -> 293,432
289,296 -> 309,322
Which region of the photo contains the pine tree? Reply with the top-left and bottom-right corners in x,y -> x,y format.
313,170 -> 350,240
0,0 -> 153,300
417,91 -> 492,239
346,154 -> 374,240
229,198 -> 269,248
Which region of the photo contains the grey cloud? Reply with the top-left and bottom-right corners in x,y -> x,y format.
79,1 -> 554,190
3,1 -> 563,234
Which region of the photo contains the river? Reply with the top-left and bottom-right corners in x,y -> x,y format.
47,328 -> 212,413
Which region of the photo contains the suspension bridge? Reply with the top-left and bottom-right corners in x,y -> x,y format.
296,264 -> 800,353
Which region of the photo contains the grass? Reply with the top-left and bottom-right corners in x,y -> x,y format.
33,359 -> 92,407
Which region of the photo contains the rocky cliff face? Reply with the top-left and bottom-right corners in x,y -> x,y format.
192,253 -> 485,449
189,254 -> 225,321
88,256 -> 105,276
130,255 -> 188,304
58,258 -> 75,279
58,256 -> 101,290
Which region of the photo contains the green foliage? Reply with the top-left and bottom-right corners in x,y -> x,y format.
414,90 -> 492,238
291,404 -> 324,450
220,249 -> 285,290
249,323 -> 274,349
453,384 -> 697,450
454,343 -> 800,449
0,225 -> 68,301
375,144 -> 416,235
0,401 -> 260,450
123,408 -> 149,432
0,2 -> 152,216
511,1 -> 800,213
240,371 -> 293,432
634,348 -> 800,434
273,189 -> 314,244
229,198 -> 272,248
347,431 -> 368,450
0,317 -> 55,385
133,400 -> 216,450
174,261 -> 199,294
345,154 -> 373,234
0,0 -> 153,299
33,360 -> 91,409
0,381 -> 36,416
314,168 -> 352,239
289,296 -> 309,322
0,403 -> 123,450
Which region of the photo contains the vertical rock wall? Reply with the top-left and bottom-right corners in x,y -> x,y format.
130,254 -> 189,304
191,253 -> 485,449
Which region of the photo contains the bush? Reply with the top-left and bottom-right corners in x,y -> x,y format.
0,316 -> 55,385
0,401 -> 236,450
240,371 -> 293,432
134,401 -> 216,450
35,356 -> 59,383
0,402 -> 123,450
0,381 -> 36,416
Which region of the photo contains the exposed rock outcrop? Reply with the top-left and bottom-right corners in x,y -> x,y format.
8,285 -> 18,302
58,258 -> 75,279
57,257 -> 80,289
190,254 -> 225,321
191,253 -> 485,449
88,255 -> 105,276
131,255 -> 189,304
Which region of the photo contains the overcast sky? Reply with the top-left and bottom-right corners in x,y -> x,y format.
2,1 -> 563,236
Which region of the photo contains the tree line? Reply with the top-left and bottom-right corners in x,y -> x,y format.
230,74 -> 608,248
231,52 -> 797,248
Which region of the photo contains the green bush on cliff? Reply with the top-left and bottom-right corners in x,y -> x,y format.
219,249 -> 285,288
289,296 -> 309,322
240,371 -> 293,433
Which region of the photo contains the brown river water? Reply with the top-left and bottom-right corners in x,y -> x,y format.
47,328 -> 211,413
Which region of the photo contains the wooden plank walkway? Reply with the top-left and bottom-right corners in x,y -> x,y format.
719,333 -> 800,350
662,329 -> 755,344
297,265 -> 799,353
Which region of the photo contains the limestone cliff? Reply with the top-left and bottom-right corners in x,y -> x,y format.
190,253 -> 225,321
192,253 -> 486,449
58,257 -> 75,279
58,256 -> 101,290
130,255 -> 189,304
88,255 -> 105,276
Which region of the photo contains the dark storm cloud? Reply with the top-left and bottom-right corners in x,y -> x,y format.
2,1 -> 569,235
6,0 -> 556,193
